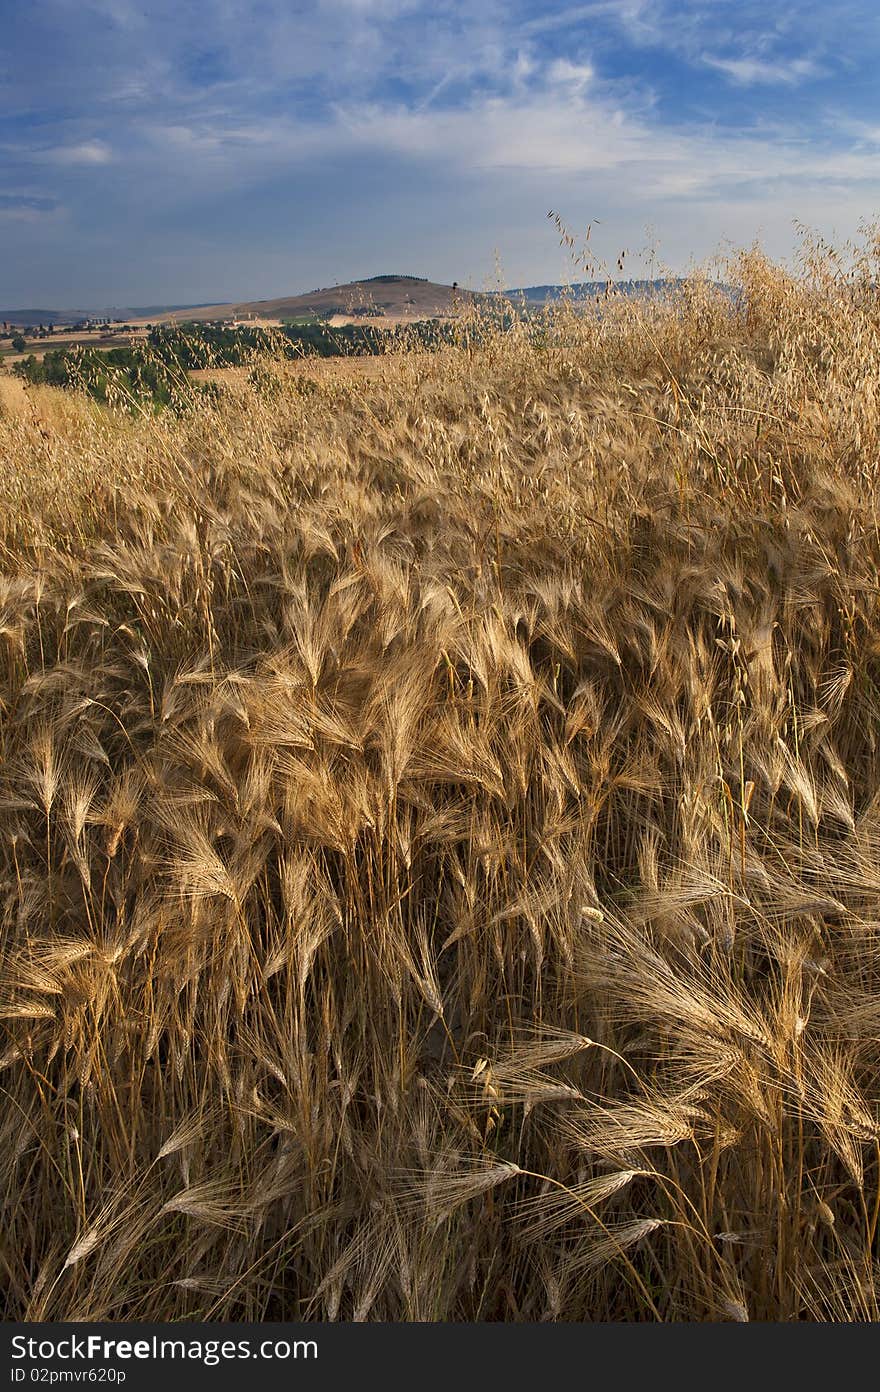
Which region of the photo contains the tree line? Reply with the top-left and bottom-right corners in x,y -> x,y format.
12,319 -> 458,405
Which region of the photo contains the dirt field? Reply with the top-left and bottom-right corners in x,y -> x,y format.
1,324 -> 152,366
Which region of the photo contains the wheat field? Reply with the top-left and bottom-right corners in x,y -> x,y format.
3,236 -> 880,1321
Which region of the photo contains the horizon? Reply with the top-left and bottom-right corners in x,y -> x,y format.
0,271 -> 699,320
4,1 -> 880,306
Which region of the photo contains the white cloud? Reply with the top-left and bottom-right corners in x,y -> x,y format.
45,140 -> 113,165
327,82 -> 880,195
123,54 -> 880,226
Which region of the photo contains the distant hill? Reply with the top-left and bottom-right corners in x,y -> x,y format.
0,304 -> 213,327
0,310 -> 90,327
501,279 -> 690,305
149,276 -> 477,325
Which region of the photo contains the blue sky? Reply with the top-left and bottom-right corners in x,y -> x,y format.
2,0 -> 880,307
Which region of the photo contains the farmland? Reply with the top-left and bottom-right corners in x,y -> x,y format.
2,240 -> 880,1320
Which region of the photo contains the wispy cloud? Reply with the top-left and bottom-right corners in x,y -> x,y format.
547,58 -> 595,91
702,54 -> 825,86
520,2 -> 649,36
332,79 -> 880,193
0,193 -> 63,223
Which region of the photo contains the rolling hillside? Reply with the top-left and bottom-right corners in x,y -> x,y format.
150,275 -> 476,324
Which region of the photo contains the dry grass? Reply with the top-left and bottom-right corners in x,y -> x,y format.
3,232 -> 880,1321
188,355 -> 406,391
